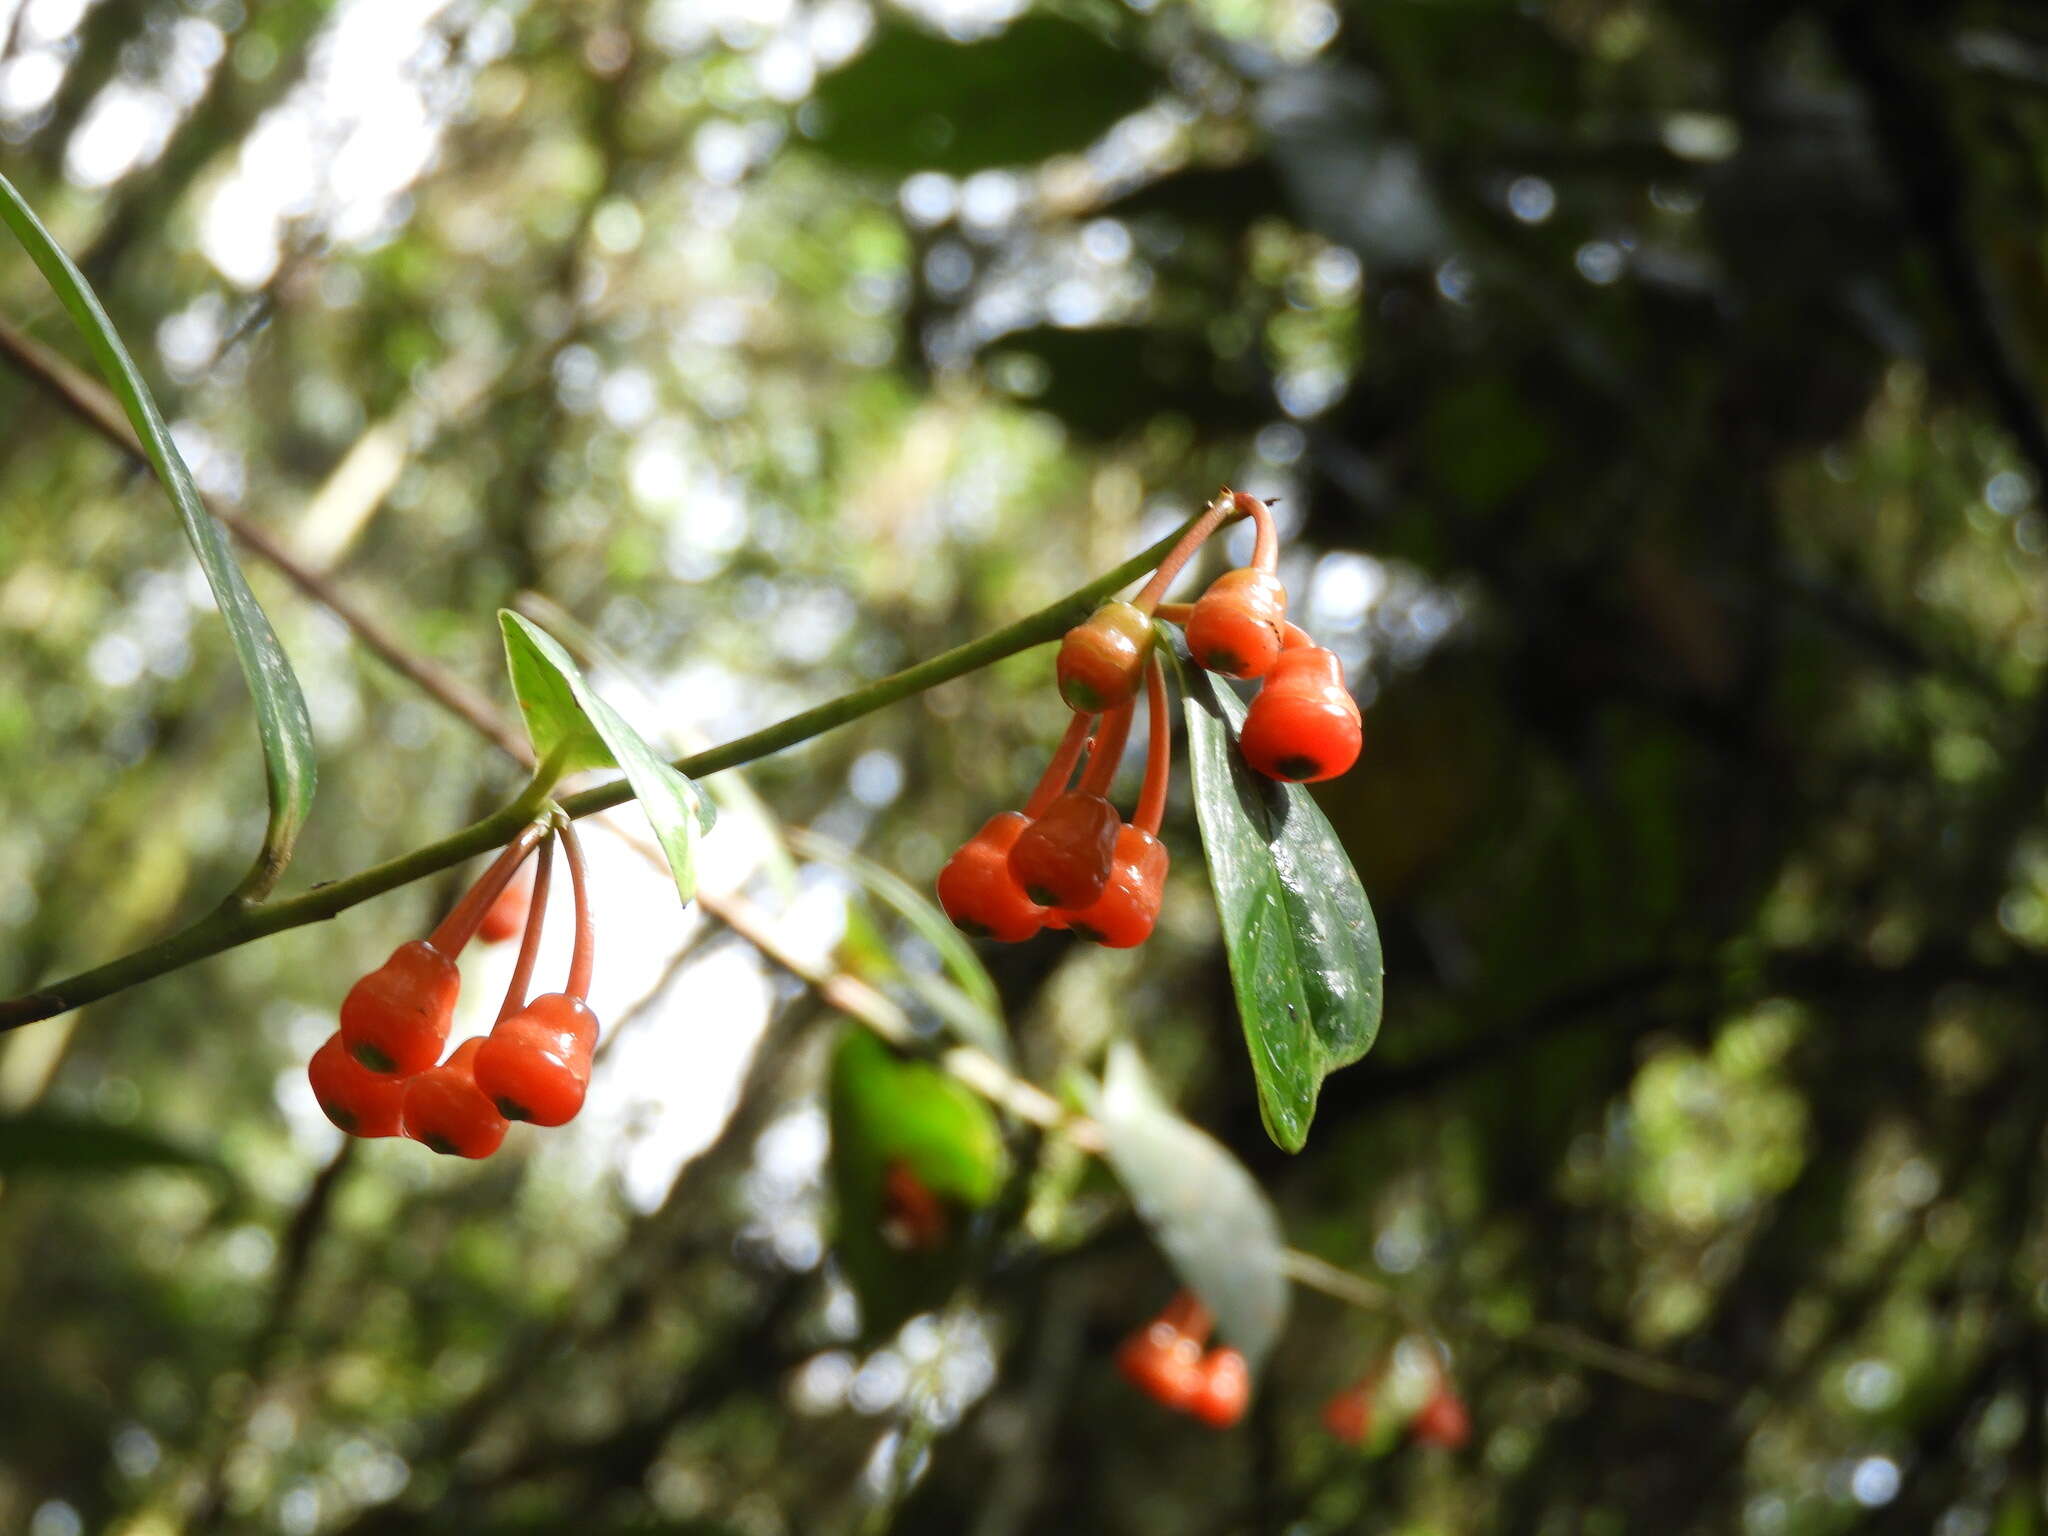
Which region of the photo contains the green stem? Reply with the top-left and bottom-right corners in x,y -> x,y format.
0,512 -> 1213,1031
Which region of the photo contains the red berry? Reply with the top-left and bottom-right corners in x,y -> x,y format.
1056,600 -> 1153,712
1185,568 -> 1288,679
400,1038 -> 508,1159
473,993 -> 599,1126
1411,1390 -> 1470,1449
880,1159 -> 949,1251
1237,646 -> 1361,783
1006,791 -> 1121,909
339,940 -> 460,1076
1188,1347 -> 1252,1428
1116,1321 -> 1207,1411
936,812 -> 1047,943
1063,826 -> 1169,948
307,1032 -> 407,1138
1321,1383 -> 1374,1446
477,867 -> 533,945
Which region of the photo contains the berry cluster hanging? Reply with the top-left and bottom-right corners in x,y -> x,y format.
306,815 -> 603,1158
1115,1293 -> 1252,1429
937,489 -> 1362,947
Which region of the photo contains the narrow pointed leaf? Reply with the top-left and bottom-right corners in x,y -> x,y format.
498,612 -> 714,905
1182,663 -> 1383,1151
0,172 -> 315,897
1094,1042 -> 1289,1375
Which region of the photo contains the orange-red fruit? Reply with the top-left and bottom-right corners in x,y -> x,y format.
474,993 -> 600,1126
340,940 -> 460,1076
880,1159 -> 949,1251
1321,1383 -> 1373,1446
1006,791 -> 1121,909
1186,568 -> 1289,679
307,1032 -> 407,1138
477,868 -> 533,945
1411,1390 -> 1470,1449
1237,646 -> 1361,783
1063,826 -> 1169,948
1116,1321 -> 1207,1411
1056,601 -> 1154,712
1189,1348 -> 1252,1429
936,812 -> 1047,943
400,1038 -> 508,1159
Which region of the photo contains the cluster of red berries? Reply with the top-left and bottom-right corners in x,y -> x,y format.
306,816 -> 603,1158
937,490 -> 1362,947
1115,1294 -> 1253,1429
1320,1366 -> 1471,1451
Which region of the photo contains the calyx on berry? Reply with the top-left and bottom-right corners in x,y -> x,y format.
1007,691 -> 1134,909
400,1037 -> 508,1159
308,1031 -> 407,1137
1237,644 -> 1361,783
1056,600 -> 1153,713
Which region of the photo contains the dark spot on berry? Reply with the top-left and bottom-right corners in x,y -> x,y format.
952,917 -> 991,939
425,1135 -> 459,1156
496,1097 -> 533,1122
1062,678 -> 1102,711
1071,924 -> 1106,943
1201,645 -> 1243,674
1026,885 -> 1059,906
324,1101 -> 356,1133
1276,754 -> 1322,780
351,1042 -> 396,1074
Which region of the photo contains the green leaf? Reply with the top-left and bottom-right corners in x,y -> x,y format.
807,16 -> 1160,175
828,1027 -> 1008,1337
0,1110 -> 224,1183
787,828 -> 1009,1063
1092,1042 -> 1289,1375
498,612 -> 715,905
0,172 -> 315,899
1182,662 -> 1383,1152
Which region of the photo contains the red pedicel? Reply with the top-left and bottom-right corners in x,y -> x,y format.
1237,646 -> 1362,784
880,1159 -> 949,1251
400,1038 -> 508,1159
1188,1347 -> 1251,1429
474,993 -> 599,1126
937,812 -> 1048,942
339,939 -> 461,1076
307,1031 -> 407,1138
1186,567 -> 1290,680
476,866 -> 533,945
1065,656 -> 1171,946
1411,1389 -> 1471,1449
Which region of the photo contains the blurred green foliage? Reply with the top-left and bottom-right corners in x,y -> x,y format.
4,0 -> 2048,1532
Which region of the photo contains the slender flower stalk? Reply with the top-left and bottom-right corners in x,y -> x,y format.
1024,710 -> 1097,818
559,818 -> 596,1002
1135,657 -> 1170,836
496,834 -> 555,1024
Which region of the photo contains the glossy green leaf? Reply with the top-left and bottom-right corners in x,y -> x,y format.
788,828 -> 1009,1062
828,1027 -> 1008,1337
1182,663 -> 1383,1151
0,172 -> 316,899
807,16 -> 1160,175
499,612 -> 714,905
1092,1042 -> 1289,1374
